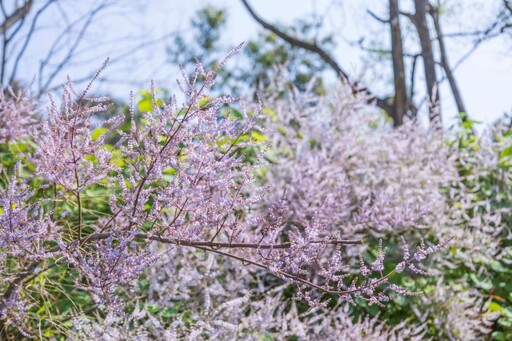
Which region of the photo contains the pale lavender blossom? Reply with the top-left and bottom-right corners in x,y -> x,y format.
0,51 -> 456,337
0,88 -> 37,143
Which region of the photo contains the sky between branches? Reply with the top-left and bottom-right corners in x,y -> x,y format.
16,0 -> 512,128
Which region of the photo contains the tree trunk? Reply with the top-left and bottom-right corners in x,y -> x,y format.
413,0 -> 441,126
240,0 -> 395,119
430,4 -> 467,117
389,0 -> 407,127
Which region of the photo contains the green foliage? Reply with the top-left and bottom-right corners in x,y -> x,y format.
243,20 -> 333,96
167,6 -> 333,97
167,6 -> 227,71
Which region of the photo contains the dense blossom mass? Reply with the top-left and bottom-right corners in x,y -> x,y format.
0,52 -> 510,340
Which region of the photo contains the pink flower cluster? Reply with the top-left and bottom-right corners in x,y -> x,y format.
0,50 -> 450,336
0,88 -> 37,143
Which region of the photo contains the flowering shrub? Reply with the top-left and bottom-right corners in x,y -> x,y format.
1,50 -> 498,339
0,88 -> 37,144
69,247 -> 430,340
253,78 -> 511,339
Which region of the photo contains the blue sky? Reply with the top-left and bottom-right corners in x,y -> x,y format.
15,0 -> 512,128
221,0 -> 512,127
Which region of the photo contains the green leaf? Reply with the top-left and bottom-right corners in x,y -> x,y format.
262,107 -> 278,122
138,98 -> 153,112
491,331 -> 505,341
163,167 -> 177,176
229,108 -> 243,120
146,304 -> 160,314
251,131 -> 268,142
198,97 -> 213,108
163,167 -> 177,181
310,139 -> 316,149
504,306 -> 512,318
84,154 -> 98,163
258,334 -> 274,341
137,88 -> 166,112
91,127 -> 108,141
470,273 -> 493,290
160,307 -> 178,318
488,301 -> 503,312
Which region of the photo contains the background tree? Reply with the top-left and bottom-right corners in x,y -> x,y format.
240,0 -> 512,128
0,1 -> 511,338
167,5 -> 334,98
0,0 -> 182,98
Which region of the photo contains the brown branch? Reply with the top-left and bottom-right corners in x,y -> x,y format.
389,0 -> 407,127
241,0 -> 348,80
194,242 -> 428,296
367,9 -> 389,23
405,0 -> 441,126
194,245 -> 347,294
129,81 -> 207,226
0,230 -> 359,306
80,232 -> 362,248
39,1 -> 109,93
409,54 -> 420,118
504,0 -> 512,14
0,0 -> 33,35
8,0 -> 55,85
240,0 -> 393,115
429,3 -> 467,116
4,230 -> 447,312
76,192 -> 83,242
139,234 -> 362,248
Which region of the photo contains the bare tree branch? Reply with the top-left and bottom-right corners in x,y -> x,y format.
406,0 -> 441,126
429,2 -> 467,117
409,53 -> 420,118
135,234 -> 362,248
367,9 -> 390,23
240,0 -> 393,115
7,0 -> 55,85
0,0 -> 33,35
504,0 -> 512,14
0,1 -> 34,83
39,1 -> 110,93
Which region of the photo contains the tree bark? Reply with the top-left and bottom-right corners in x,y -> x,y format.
412,0 -> 441,126
240,0 -> 396,122
0,0 -> 33,35
389,0 -> 407,127
429,3 -> 467,117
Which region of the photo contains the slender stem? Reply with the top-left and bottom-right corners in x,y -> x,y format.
129,81 -> 207,223
77,232 -> 361,248
138,234 -> 362,248
76,192 -> 82,242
